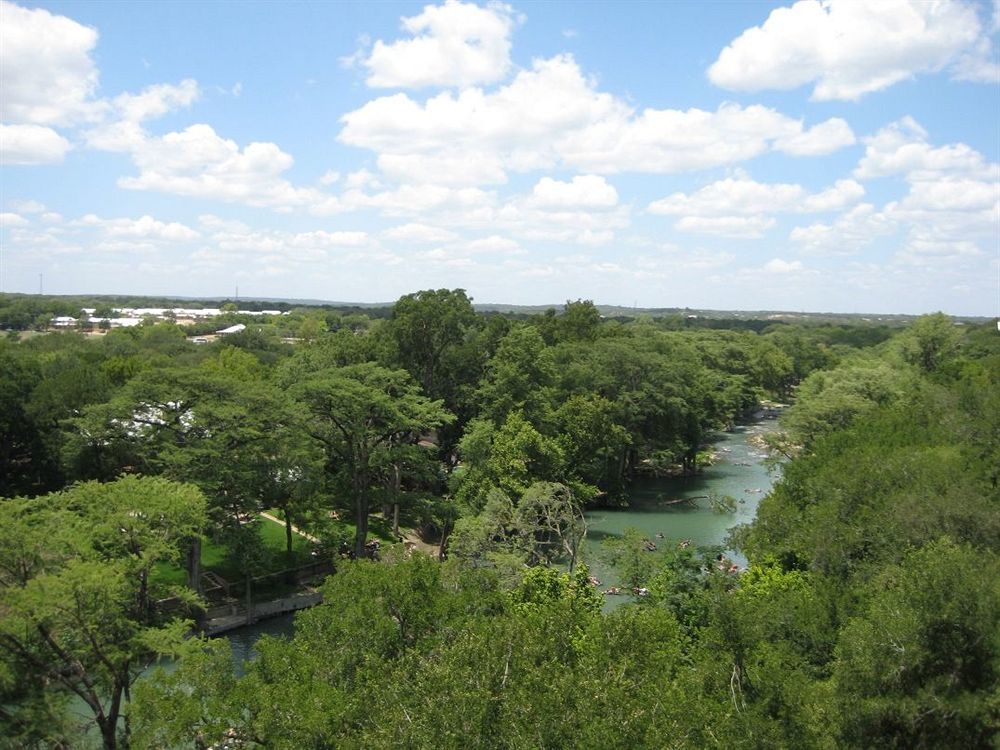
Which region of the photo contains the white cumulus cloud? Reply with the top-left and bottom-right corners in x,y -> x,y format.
0,0 -> 103,125
762,258 -> 805,274
377,151 -> 508,186
854,116 -> 996,180
362,0 -> 517,88
116,124 -> 331,210
675,215 -> 777,239
790,203 -> 897,255
0,2 -> 207,173
463,235 -> 522,253
78,213 -> 201,242
649,173 -> 864,238
340,54 -> 855,186
773,117 -> 856,156
85,80 -> 202,153
0,212 -> 29,228
651,174 -> 791,216
113,80 -> 200,124
529,175 -> 618,208
0,123 -> 72,164
382,223 -> 460,243
708,0 -> 997,101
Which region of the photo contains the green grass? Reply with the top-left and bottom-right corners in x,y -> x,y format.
150,515 -> 316,590
200,536 -> 229,569
259,515 -> 311,555
151,560 -> 187,588
150,509 -> 409,593
267,506 -> 402,546
335,514 -> 399,545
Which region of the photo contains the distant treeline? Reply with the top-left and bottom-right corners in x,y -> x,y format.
4,291 -> 973,333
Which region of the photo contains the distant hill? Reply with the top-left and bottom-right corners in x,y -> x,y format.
0,291 -> 991,326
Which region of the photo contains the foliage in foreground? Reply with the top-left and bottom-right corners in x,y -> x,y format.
3,304 -> 998,748
0,476 -> 207,750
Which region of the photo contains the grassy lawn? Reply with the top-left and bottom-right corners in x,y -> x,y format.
151,509 -> 408,594
151,515 -> 316,590
266,507 -> 401,546
259,516 -> 312,555
333,514 -> 399,545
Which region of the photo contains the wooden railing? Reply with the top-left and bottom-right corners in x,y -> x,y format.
153,559 -> 334,617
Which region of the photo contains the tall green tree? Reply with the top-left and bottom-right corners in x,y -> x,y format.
779,358 -> 909,448
386,288 -> 476,401
295,363 -> 452,557
0,342 -> 53,496
556,299 -> 602,343
475,324 -> 556,427
451,481 -> 587,572
896,311 -> 962,374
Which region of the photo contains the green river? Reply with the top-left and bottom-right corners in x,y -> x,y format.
584,419 -> 778,593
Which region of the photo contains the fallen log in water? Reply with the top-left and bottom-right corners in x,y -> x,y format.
659,494 -> 709,506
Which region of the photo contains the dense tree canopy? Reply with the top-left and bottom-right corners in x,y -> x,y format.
1,298 -> 996,748
0,476 -> 207,750
295,362 -> 453,556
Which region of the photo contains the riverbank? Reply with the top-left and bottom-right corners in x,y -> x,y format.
202,590 -> 323,635
583,418 -> 780,604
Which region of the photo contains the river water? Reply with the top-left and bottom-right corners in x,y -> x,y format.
582,419 -> 778,595
223,611 -> 299,669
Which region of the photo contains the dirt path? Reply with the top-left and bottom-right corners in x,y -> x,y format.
259,511 -> 320,543
260,511 -> 441,557
399,529 -> 440,556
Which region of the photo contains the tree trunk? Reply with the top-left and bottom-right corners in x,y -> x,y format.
284,512 -> 299,584
354,472 -> 370,559
244,572 -> 253,626
186,536 -> 202,594
98,717 -> 117,750
137,569 -> 150,621
98,676 -> 126,750
391,463 -> 401,539
284,513 -> 294,558
123,679 -> 132,746
438,520 -> 453,561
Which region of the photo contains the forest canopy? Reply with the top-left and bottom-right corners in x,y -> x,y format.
1,293 -> 997,749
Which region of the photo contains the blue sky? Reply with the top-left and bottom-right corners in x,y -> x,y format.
1,0 -> 997,315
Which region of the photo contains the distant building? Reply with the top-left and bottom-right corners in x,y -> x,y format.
216,323 -> 247,336
89,317 -> 142,328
